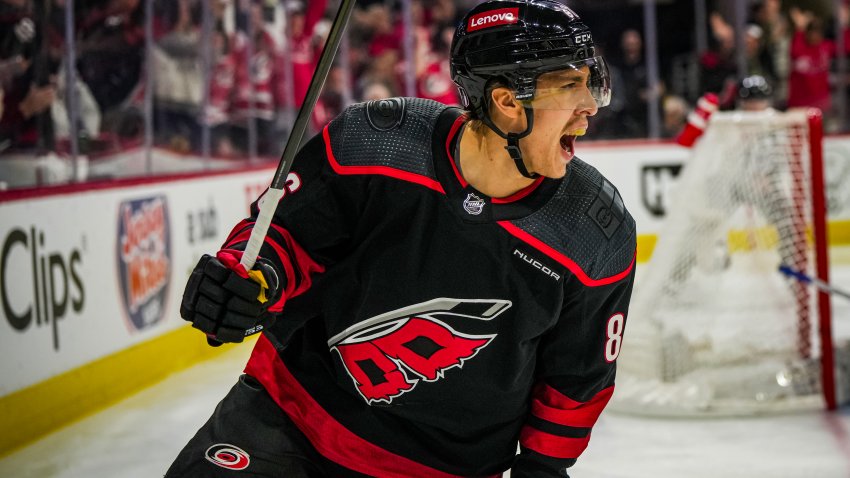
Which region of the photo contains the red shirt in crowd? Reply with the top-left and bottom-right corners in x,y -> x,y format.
787,30 -> 835,111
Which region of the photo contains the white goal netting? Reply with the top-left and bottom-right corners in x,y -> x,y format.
612,109 -> 834,416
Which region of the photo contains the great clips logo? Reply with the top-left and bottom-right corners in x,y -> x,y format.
329,298 -> 510,405
1,227 -> 85,350
467,8 -> 519,32
117,196 -> 171,331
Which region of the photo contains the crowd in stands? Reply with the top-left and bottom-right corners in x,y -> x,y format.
0,0 -> 848,168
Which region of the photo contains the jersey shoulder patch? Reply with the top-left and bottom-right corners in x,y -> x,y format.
365,97 -> 405,131
511,158 -> 636,282
327,98 -> 448,179
586,177 -> 626,240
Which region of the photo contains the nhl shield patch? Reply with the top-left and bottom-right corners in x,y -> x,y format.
463,193 -> 486,215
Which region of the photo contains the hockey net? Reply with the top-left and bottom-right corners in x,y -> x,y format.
612,109 -> 836,416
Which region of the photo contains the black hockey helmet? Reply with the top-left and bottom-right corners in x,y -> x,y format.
737,75 -> 773,101
450,0 -> 610,178
450,0 -> 610,119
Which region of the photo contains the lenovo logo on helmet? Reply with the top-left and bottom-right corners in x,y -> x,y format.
468,8 -> 519,32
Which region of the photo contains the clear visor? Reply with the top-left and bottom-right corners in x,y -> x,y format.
519,56 -> 612,110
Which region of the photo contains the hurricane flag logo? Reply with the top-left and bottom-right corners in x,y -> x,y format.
329,298 -> 510,405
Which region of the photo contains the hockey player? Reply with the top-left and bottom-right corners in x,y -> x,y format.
735,74 -> 774,111
168,1 -> 636,477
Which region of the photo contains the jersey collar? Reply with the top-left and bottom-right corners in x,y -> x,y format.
432,109 -> 562,223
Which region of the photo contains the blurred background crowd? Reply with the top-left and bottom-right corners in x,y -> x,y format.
0,0 -> 848,189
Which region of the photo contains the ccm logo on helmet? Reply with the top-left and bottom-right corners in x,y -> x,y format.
575,32 -> 592,44
467,8 -> 519,32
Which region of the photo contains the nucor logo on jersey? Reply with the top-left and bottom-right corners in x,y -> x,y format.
467,8 -> 520,31
514,249 -> 561,280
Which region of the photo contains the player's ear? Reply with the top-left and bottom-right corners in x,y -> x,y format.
490,87 -> 526,130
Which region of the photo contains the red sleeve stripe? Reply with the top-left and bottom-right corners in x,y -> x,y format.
223,222 -> 325,312
267,222 -> 325,299
224,219 -> 255,245
519,426 -> 591,459
245,335 -> 499,478
497,220 -> 635,287
323,125 -> 446,194
531,385 -> 614,428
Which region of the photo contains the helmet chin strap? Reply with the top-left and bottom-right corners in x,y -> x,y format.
482,106 -> 538,179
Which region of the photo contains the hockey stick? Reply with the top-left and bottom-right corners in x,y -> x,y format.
779,264 -> 850,301
207,0 -> 356,346
240,0 -> 356,272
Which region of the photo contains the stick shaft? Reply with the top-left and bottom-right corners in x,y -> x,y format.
240,0 -> 356,271
779,264 -> 850,300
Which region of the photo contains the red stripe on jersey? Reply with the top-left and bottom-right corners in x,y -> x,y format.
519,426 -> 592,459
497,221 -> 635,287
444,115 -> 468,187
223,222 -> 325,312
245,335 -> 498,478
531,385 -> 614,428
492,176 -> 544,204
323,125 -> 446,194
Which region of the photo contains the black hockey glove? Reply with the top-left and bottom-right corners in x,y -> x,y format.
180,249 -> 282,345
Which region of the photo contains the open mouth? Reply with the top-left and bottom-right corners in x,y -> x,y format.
560,134 -> 576,159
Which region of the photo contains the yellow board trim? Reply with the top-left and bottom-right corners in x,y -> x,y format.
0,326 -> 255,459
636,218 -> 850,263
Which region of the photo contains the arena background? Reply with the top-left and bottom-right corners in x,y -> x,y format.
1,0 -> 849,464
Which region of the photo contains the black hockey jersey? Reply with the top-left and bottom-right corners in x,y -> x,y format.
225,98 -> 637,477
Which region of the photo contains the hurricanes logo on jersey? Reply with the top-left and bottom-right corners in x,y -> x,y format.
205,444 -> 250,470
329,298 -> 510,405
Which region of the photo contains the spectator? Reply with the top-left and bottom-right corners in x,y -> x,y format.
285,0 -> 329,109
414,23 -> 459,106
661,94 -> 689,138
787,8 -> 834,113
312,64 -> 348,131
585,45 -> 626,139
360,80 -> 392,101
355,3 -> 402,95
611,28 -> 650,137
744,24 -> 776,84
700,12 -> 738,96
205,18 -> 239,157
76,0 -> 145,126
151,0 -> 206,153
228,0 -> 287,156
753,0 -> 791,108
51,58 -> 101,149
0,0 -> 57,153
